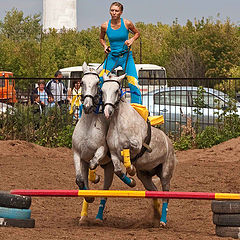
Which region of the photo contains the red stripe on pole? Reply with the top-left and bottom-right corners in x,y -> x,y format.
145,191 -> 216,200
10,189 -> 79,197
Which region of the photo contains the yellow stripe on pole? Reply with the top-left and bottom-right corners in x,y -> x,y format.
78,190 -> 145,198
215,193 -> 240,200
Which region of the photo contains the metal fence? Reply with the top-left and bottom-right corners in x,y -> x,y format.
1,76 -> 240,143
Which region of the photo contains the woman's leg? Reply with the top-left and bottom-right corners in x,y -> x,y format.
122,53 -> 142,104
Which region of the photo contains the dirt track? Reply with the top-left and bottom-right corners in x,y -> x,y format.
0,138 -> 239,240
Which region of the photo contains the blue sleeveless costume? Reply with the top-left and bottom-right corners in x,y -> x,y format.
100,18 -> 142,104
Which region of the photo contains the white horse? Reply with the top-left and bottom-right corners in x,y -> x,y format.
99,72 -> 177,227
72,62 -> 135,223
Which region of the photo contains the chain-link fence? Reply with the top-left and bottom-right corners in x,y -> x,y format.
1,76 -> 240,146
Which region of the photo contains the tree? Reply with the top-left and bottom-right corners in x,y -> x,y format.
0,8 -> 41,41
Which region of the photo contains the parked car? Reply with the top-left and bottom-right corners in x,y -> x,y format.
0,102 -> 15,115
142,86 -> 240,133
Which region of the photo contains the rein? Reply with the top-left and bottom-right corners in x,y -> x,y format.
102,45 -> 131,75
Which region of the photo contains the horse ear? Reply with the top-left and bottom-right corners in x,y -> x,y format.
118,74 -> 127,83
82,62 -> 89,73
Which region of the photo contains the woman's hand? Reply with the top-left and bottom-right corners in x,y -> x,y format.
104,46 -> 111,54
125,38 -> 134,47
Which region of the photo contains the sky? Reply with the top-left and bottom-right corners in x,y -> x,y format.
0,0 -> 239,30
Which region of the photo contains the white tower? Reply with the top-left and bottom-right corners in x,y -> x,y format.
43,0 -> 77,31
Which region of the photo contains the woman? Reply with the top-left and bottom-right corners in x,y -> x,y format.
99,2 -> 142,104
68,79 -> 82,119
31,80 -> 50,106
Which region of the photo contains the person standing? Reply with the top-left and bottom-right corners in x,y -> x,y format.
99,2 -> 142,104
31,80 -> 50,106
68,79 -> 82,119
46,71 -> 67,106
31,93 -> 43,129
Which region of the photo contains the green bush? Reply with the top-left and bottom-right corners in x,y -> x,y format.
195,126 -> 223,149
0,104 -> 75,148
174,135 -> 194,150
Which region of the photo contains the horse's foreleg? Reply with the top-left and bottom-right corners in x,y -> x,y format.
73,152 -> 90,223
88,169 -> 100,184
96,161 -> 114,221
121,149 -> 136,176
80,199 -> 89,223
89,146 -> 107,170
111,153 -> 136,188
81,160 -> 95,203
74,151 -> 84,189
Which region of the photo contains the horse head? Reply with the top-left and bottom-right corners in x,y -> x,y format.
102,72 -> 126,119
81,62 -> 102,114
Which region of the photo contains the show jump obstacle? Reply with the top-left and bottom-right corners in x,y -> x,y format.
10,190 -> 240,200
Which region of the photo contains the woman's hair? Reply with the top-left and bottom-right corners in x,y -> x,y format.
38,80 -> 45,85
48,93 -> 54,99
110,2 -> 123,12
73,79 -> 81,86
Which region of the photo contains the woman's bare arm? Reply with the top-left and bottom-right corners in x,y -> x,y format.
124,19 -> 140,47
99,22 -> 110,53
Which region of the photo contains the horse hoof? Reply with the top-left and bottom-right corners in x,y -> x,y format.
85,197 -> 95,203
79,215 -> 88,225
160,221 -> 167,228
76,176 -> 84,189
129,177 -> 136,187
96,218 -> 103,223
92,174 -> 100,184
127,165 -> 136,176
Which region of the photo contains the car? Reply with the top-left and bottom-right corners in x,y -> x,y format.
0,102 -> 15,115
142,86 -> 240,133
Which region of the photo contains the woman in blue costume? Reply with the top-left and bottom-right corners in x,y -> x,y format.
99,2 -> 142,104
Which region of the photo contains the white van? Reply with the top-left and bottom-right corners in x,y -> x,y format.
59,63 -> 167,97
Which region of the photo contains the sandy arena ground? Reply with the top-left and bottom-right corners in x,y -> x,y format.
0,138 -> 239,240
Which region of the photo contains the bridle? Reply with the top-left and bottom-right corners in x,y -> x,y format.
102,79 -> 123,109
81,72 -> 101,107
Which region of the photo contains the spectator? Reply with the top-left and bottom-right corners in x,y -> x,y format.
31,93 -> 43,129
68,79 -> 82,119
47,93 -> 55,108
31,80 -> 50,106
46,71 -> 67,106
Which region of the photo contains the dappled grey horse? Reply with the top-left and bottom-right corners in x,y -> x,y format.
98,72 -> 177,227
72,62 -> 135,223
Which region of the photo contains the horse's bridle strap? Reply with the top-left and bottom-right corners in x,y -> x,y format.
102,80 -> 121,87
83,72 -> 100,78
104,102 -> 116,109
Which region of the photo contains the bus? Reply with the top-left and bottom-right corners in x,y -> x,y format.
59,64 -> 167,99
0,71 -> 17,103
